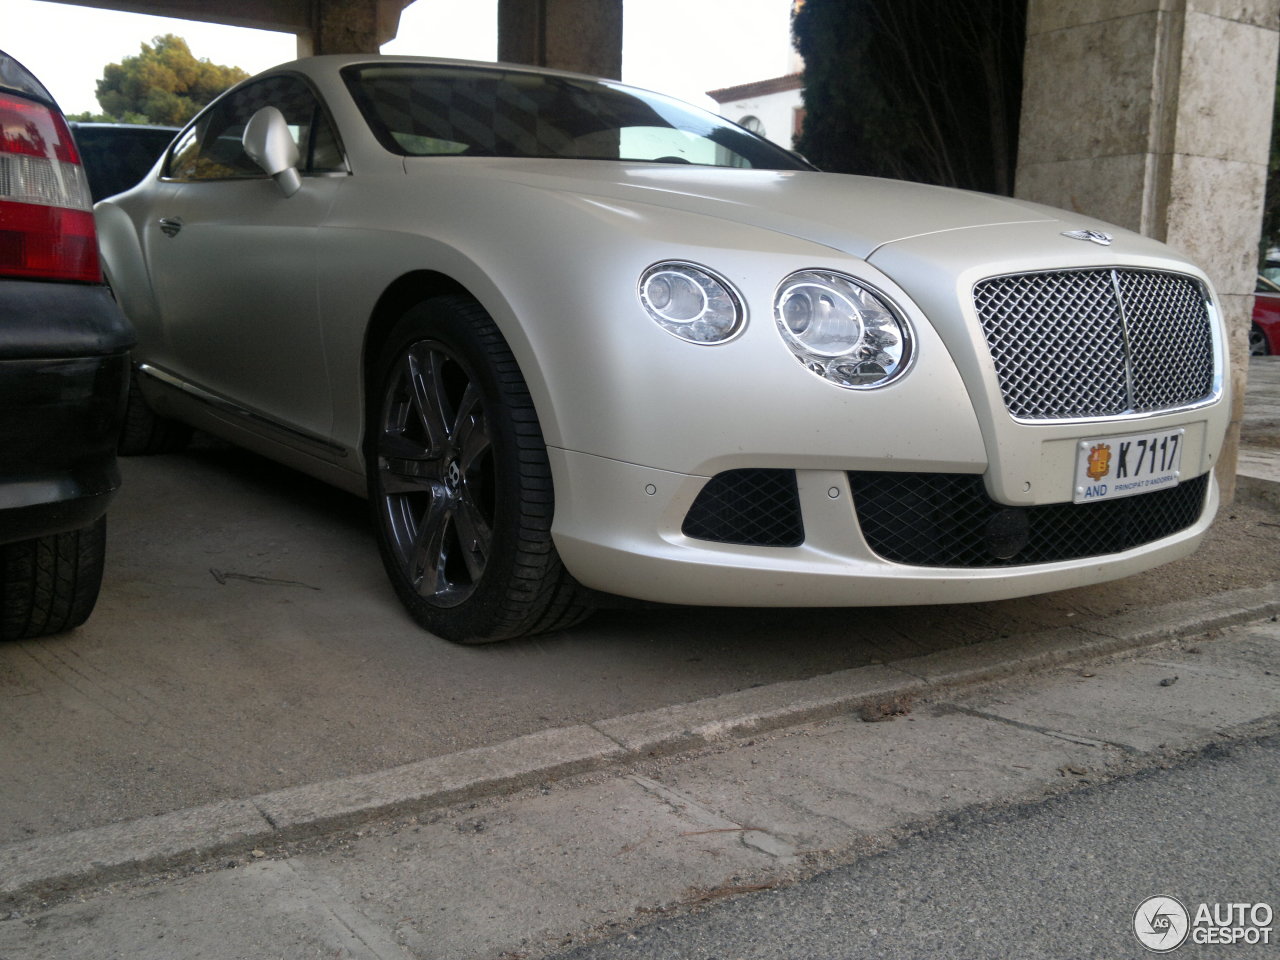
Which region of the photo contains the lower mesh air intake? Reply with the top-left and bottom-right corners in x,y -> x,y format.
682,469 -> 804,547
848,471 -> 1209,567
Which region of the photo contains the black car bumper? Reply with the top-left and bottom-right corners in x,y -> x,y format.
0,281 -> 134,546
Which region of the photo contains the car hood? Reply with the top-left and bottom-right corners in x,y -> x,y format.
405,158 -> 1073,259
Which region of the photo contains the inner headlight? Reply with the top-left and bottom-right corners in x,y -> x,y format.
639,261 -> 745,344
774,270 -> 913,388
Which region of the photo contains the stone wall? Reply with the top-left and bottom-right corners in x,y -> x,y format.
1015,0 -> 1280,502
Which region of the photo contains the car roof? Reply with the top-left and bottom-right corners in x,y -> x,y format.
253,53 -> 620,86
69,121 -> 181,132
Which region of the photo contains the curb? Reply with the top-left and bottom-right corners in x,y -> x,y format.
3,581 -> 1278,909
1238,472 -> 1280,509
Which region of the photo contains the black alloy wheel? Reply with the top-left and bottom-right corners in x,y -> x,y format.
367,296 -> 589,643
377,336 -> 493,608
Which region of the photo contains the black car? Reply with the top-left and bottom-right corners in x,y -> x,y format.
70,122 -> 178,202
0,51 -> 134,640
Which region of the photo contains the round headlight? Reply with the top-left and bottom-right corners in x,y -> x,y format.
639,262 -> 745,344
774,270 -> 913,388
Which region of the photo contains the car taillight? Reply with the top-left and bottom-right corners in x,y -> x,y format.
0,91 -> 100,282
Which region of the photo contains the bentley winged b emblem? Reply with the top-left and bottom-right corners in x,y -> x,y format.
1062,228 -> 1114,246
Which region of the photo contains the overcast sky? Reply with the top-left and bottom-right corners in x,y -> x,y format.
1,0 -> 797,115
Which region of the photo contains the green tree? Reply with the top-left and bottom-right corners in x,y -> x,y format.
66,108 -> 150,124
792,0 -> 1026,195
94,34 -> 248,125
1259,72 -> 1280,265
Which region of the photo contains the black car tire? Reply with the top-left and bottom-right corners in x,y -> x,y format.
1250,324 -> 1270,357
367,295 -> 591,643
1,517 -> 107,641
118,370 -> 191,455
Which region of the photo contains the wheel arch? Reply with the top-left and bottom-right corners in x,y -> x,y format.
358,269 -> 564,462
362,271 -> 473,392
95,200 -> 161,336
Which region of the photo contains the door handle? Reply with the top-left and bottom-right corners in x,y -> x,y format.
158,217 -> 183,237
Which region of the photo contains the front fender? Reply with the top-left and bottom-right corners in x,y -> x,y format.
317,176 -> 988,478
94,198 -> 163,346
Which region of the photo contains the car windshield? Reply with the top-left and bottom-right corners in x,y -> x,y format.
342,63 -> 810,170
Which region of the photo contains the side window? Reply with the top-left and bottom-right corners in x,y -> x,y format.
166,74 -> 343,182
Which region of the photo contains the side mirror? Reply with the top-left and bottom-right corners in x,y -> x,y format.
242,106 -> 302,197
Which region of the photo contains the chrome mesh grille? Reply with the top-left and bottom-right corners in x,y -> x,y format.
973,269 -> 1214,420
1115,271 -> 1216,411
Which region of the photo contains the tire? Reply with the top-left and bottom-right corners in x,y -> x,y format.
1249,324 -> 1270,357
1,517 -> 107,641
118,368 -> 192,455
366,295 -> 591,643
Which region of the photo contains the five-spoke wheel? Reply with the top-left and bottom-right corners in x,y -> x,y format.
367,296 -> 589,642
376,338 -> 494,607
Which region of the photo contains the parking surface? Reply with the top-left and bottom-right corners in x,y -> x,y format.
2,366 -> 1279,844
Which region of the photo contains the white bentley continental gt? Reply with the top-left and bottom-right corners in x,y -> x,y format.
95,56 -> 1230,643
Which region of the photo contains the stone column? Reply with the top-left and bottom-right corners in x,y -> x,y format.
1015,0 -> 1279,504
498,0 -> 623,78
298,0 -> 407,56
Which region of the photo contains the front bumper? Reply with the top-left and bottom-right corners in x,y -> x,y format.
541,228 -> 1230,607
547,447 -> 1220,607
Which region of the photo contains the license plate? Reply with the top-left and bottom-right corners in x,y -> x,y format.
1073,429 -> 1184,504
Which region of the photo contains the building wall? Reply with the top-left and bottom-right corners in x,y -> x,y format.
716,87 -> 804,150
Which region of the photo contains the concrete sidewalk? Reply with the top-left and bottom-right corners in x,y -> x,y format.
1239,356 -> 1280,499
2,595 -> 1278,959
2,579 -> 1278,913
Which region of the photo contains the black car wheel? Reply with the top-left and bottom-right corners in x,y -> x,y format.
367,296 -> 590,643
118,369 -> 192,455
1249,324 -> 1270,357
1,517 -> 106,641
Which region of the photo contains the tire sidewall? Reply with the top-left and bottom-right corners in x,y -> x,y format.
366,297 -> 538,641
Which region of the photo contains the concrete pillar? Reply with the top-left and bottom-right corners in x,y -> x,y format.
298,0 -> 405,56
1015,1 -> 1279,504
497,0 -> 623,78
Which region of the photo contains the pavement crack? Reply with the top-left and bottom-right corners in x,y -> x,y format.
253,801 -> 281,831
628,775 -> 797,860
586,722 -> 629,751
940,704 -> 1140,754
209,568 -> 322,590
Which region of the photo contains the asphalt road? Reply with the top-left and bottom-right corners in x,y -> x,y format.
552,733 -> 1280,960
